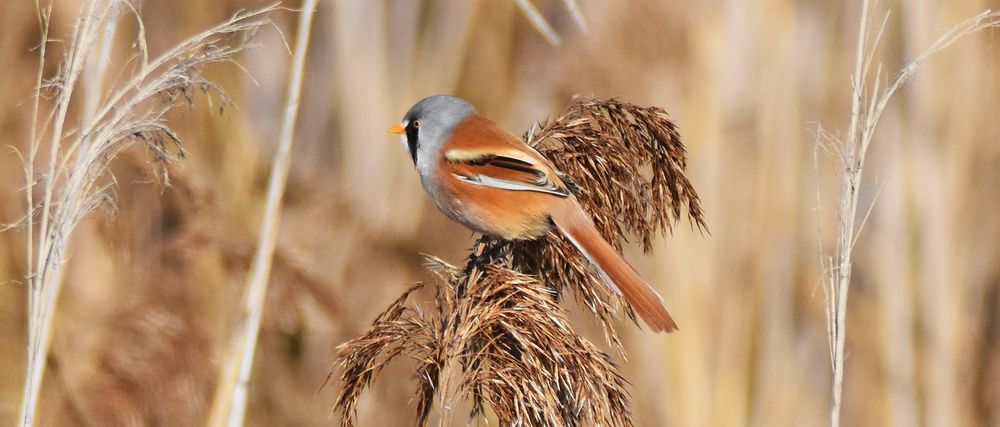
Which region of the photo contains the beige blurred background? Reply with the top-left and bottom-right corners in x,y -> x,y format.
1,0 -> 999,426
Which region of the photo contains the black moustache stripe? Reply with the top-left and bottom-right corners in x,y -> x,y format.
405,124 -> 419,164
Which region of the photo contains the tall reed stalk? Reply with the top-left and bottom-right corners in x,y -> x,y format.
18,2 -> 276,425
821,2 -> 1000,425
205,1 -> 317,425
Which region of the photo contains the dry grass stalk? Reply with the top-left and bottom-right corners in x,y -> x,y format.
513,0 -> 561,45
818,3 -> 1000,426
513,0 -> 590,45
560,0 -> 589,32
332,97 -> 704,425
18,1 -> 278,425
204,1 -> 314,426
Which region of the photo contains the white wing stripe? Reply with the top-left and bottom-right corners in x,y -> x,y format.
455,174 -> 568,197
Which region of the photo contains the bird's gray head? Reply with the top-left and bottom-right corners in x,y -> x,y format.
393,95 -> 476,164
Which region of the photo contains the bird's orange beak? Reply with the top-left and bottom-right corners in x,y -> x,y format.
388,124 -> 405,135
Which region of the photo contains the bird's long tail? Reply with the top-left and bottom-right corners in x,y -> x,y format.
550,200 -> 677,332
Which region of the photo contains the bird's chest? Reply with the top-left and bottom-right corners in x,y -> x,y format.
418,157 -> 486,231
417,156 -> 552,239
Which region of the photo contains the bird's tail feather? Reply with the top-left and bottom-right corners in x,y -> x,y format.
550,200 -> 677,333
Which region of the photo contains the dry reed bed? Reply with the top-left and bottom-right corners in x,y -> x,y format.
0,0 -> 998,426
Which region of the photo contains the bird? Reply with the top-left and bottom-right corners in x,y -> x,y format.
389,95 -> 676,332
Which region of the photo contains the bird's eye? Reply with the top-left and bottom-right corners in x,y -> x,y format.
412,120 -> 421,129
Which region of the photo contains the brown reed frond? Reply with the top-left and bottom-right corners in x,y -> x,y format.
331,284 -> 431,426
333,251 -> 632,427
442,260 -> 632,427
530,97 -> 706,243
333,97 -> 703,425
499,97 -> 704,349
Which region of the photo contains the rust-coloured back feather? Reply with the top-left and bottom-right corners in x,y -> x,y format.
550,199 -> 677,333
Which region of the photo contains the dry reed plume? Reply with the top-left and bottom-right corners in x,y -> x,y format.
15,1 -> 277,425
333,97 -> 705,426
818,3 -> 1000,426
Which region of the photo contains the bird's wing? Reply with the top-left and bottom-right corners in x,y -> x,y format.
443,147 -> 569,197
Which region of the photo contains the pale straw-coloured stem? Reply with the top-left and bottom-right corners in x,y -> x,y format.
513,0 -> 561,45
825,3 -> 1000,426
20,2 -> 277,425
205,1 -> 317,426
20,2 -> 108,425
